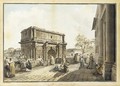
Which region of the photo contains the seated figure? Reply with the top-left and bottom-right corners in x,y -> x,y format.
93,64 -> 103,76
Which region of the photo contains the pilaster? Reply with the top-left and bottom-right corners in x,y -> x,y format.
104,5 -> 115,80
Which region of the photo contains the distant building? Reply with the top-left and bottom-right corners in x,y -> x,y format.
66,48 -> 82,64
8,47 -> 15,53
92,4 -> 116,80
13,48 -> 21,58
4,48 -> 21,60
66,48 -> 82,57
4,47 -> 15,58
19,26 -> 67,63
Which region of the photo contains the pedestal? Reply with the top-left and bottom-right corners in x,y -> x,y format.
104,62 -> 113,80
98,56 -> 103,65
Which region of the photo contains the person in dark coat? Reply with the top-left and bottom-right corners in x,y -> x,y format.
26,59 -> 32,71
63,63 -> 69,73
87,53 -> 95,69
4,57 -> 10,78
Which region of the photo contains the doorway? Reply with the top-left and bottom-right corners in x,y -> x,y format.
48,47 -> 56,58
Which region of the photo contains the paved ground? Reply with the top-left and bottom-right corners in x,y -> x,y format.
4,63 -> 103,82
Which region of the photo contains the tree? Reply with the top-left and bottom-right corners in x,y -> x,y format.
75,34 -> 94,54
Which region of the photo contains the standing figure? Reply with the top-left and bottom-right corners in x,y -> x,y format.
63,63 -> 69,73
84,54 -> 87,64
74,53 -> 79,63
47,58 -> 50,66
79,54 -> 85,69
87,53 -> 95,69
37,56 -> 44,66
19,57 -> 26,71
60,57 -> 69,73
61,57 -> 66,65
73,54 -> 77,63
4,57 -> 10,78
50,55 -> 55,65
9,58 -> 15,77
86,54 -> 90,64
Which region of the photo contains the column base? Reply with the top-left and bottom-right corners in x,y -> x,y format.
103,62 -> 113,81
112,63 -> 116,81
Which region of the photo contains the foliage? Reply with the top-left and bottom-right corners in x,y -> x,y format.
75,34 -> 95,54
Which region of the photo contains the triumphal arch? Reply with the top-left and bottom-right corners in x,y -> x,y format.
19,26 -> 67,63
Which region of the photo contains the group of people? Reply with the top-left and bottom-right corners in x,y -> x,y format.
52,57 -> 69,73
73,53 -> 96,69
18,54 -> 32,71
37,56 -> 44,66
22,59 -> 32,71
4,57 -> 15,78
4,56 -> 32,78
74,53 -> 103,75
37,55 -> 56,66
80,53 -> 96,69
47,55 -> 69,73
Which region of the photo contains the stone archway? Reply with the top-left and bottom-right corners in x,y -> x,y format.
48,47 -> 56,58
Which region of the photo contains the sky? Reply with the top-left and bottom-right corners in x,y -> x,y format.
4,4 -> 97,50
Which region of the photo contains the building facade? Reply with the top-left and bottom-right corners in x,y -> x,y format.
19,26 -> 67,64
92,4 -> 116,80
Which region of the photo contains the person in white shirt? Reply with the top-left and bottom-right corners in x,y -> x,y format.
50,55 -> 55,65
9,58 -> 15,77
37,56 -> 44,66
79,54 -> 85,69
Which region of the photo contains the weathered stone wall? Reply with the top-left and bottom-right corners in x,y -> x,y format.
36,30 -> 62,43
21,28 -> 31,41
20,26 -> 67,67
36,45 -> 43,59
93,4 -> 116,81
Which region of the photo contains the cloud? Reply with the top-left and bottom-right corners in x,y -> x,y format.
4,5 -> 52,49
4,4 -> 97,49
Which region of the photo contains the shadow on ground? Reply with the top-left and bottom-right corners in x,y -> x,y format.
57,68 -> 104,81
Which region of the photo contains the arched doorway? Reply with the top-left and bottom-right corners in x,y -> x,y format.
48,47 -> 56,58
